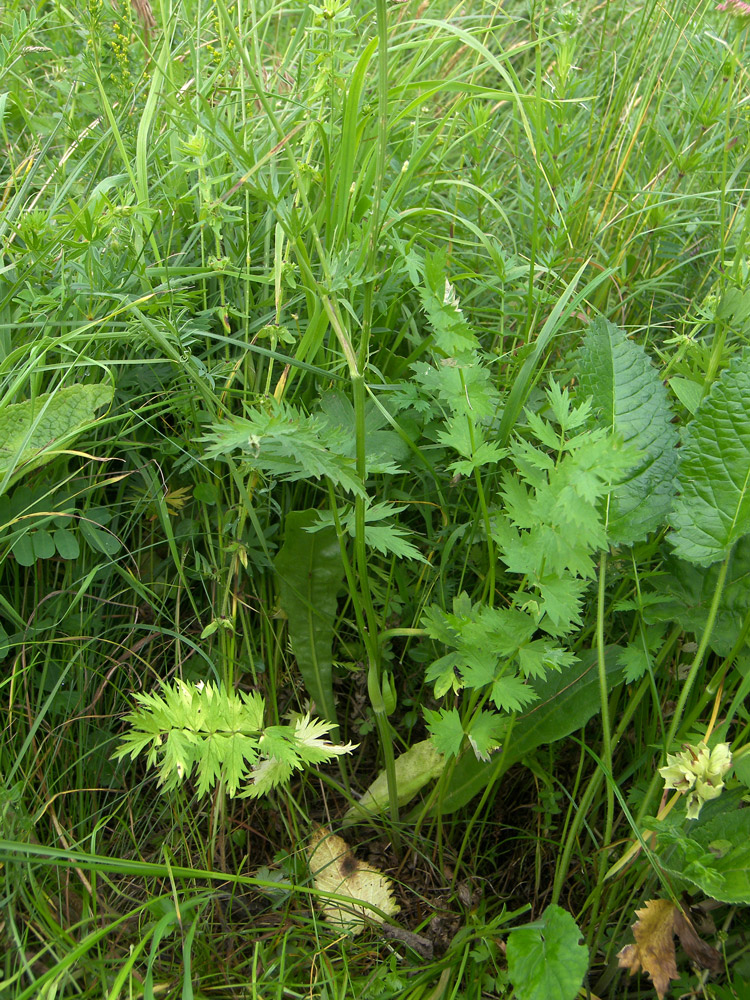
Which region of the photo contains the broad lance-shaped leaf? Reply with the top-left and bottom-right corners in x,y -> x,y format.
0,383 -> 114,493
342,739 -> 445,825
578,317 -> 677,545
275,510 -> 342,730
670,345 -> 750,566
425,646 -> 624,815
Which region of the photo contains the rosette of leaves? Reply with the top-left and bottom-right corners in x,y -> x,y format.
114,680 -> 356,798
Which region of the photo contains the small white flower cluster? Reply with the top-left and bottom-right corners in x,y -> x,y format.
659,741 -> 732,820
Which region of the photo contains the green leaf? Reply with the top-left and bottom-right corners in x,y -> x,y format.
430,647 -> 623,814
80,519 -> 121,556
11,534 -> 35,567
275,510 -> 342,727
343,739 -> 446,825
32,529 -> 55,560
656,808 -> 750,904
506,904 -> 589,1000
0,383 -> 114,493
317,391 -> 409,475
670,346 -> 750,566
424,707 -> 465,758
53,527 -> 79,560
466,710 -> 504,761
669,376 -> 703,415
643,539 -> 750,656
617,643 -> 651,684
578,317 -> 678,545
202,401 -> 365,496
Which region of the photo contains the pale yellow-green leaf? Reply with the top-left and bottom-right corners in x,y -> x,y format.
343,739 -> 445,825
307,827 -> 399,935
0,383 -> 114,490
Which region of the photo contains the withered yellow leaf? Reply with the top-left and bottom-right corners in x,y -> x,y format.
617,898 -> 722,999
307,827 -> 399,935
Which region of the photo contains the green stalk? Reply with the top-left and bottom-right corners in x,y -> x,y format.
663,552 -> 731,754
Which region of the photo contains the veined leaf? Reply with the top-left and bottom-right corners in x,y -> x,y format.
643,539 -> 750,656
507,905 -> 588,1000
656,807 -> 750,904
275,510 -> 342,728
343,739 -> 445,825
578,317 -> 677,545
0,383 -> 114,494
670,346 -> 750,566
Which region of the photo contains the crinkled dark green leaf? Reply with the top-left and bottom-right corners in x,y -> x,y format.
0,383 -> 114,492
578,317 -> 677,545
670,345 -> 750,566
275,510 -> 342,727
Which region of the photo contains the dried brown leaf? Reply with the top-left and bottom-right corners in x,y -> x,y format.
618,898 -> 722,999
307,827 -> 399,936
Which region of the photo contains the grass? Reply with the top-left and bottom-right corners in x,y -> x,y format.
2,0 -> 750,996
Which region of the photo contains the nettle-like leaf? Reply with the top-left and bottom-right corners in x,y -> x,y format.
201,400 -> 364,496
670,345 -> 750,566
643,539 -> 750,656
0,383 -> 114,493
308,501 -> 426,563
506,904 -> 589,1000
578,317 -> 678,545
655,806 -> 750,904
113,681 -> 355,798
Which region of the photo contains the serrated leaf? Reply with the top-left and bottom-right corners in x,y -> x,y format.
617,643 -> 652,683
656,808 -> 750,903
317,390 -> 408,475
643,539 -> 750,656
0,383 -> 114,493
424,707 -> 465,758
466,709 -> 504,761
429,647 -> 623,815
490,674 -> 538,712
275,510 -> 342,727
507,904 -> 588,1000
578,317 -> 677,545
202,402 -> 365,496
670,345 -> 750,565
